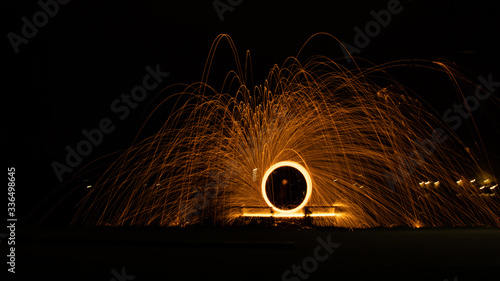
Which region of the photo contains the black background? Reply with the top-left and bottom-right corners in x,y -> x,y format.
5,0 -> 500,225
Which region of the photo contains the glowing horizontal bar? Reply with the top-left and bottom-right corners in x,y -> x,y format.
241,213 -> 338,218
242,213 -> 273,217
309,213 -> 339,217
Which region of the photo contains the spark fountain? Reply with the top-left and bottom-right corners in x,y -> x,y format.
73,34 -> 499,228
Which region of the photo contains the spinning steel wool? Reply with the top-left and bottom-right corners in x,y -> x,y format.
74,34 -> 499,228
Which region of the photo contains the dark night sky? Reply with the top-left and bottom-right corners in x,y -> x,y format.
5,0 -> 500,224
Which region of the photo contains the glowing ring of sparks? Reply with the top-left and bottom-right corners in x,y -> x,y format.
261,161 -> 312,214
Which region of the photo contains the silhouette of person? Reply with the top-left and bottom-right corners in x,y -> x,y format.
279,179 -> 289,208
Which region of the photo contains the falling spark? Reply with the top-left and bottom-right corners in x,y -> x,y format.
73,34 -> 500,228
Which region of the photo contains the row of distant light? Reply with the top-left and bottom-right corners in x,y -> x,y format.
457,179 -> 497,190
417,179 -> 498,190
419,181 -> 441,188
336,177 -> 497,190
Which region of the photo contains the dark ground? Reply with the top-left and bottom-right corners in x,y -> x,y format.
4,225 -> 499,281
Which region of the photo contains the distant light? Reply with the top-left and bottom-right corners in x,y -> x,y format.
425,181 -> 431,185
484,179 -> 490,183
479,186 -> 485,190
419,181 -> 424,186
156,184 -> 160,186
491,184 -> 498,190
86,185 -> 92,189
252,168 -> 257,182
456,180 -> 462,184
470,179 -> 476,183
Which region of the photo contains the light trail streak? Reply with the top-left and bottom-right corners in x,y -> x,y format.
73,34 -> 499,228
